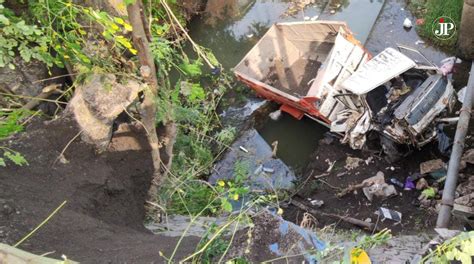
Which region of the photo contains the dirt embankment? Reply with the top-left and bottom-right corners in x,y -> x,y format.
0,118 -> 198,262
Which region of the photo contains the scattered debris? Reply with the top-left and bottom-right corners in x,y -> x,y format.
461,149 -> 474,166
378,207 -> 402,222
404,177 -> 415,190
325,159 -> 336,172
415,40 -> 425,46
263,167 -> 275,174
416,178 -> 429,190
344,156 -> 364,170
403,18 -> 412,28
365,156 -> 374,165
310,199 -> 324,207
239,146 -> 249,153
420,187 -> 437,199
439,57 -> 462,76
271,141 -> 278,158
420,159 -> 445,175
338,171 -> 387,197
269,109 -> 282,121
390,178 -> 405,188
291,198 -> 379,230
415,18 -> 425,25
224,209 -> 325,263
436,124 -> 451,155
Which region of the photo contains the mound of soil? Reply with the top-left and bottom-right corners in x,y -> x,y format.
0,117 -> 198,262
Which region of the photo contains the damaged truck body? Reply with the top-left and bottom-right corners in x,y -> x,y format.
234,21 -> 455,161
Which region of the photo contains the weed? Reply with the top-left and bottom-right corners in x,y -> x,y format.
408,0 -> 463,48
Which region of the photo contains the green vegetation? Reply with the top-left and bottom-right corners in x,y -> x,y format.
422,231 -> 474,263
409,0 -> 463,48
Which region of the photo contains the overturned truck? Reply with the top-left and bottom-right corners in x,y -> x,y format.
234,21 -> 455,161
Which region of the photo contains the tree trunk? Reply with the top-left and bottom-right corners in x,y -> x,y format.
126,1 -> 163,190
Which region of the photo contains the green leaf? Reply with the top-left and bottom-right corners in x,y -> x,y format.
0,157 -> 5,167
0,14 -> 10,25
4,151 -> 28,166
220,198 -> 232,212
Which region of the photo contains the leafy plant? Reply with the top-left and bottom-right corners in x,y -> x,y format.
422,231 -> 474,263
0,147 -> 28,167
28,0 -> 136,71
0,0 -> 53,68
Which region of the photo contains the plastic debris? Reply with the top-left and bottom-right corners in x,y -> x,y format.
350,248 -> 371,264
439,57 -> 460,76
390,178 -> 405,188
263,167 -> 275,173
310,15 -> 319,21
415,40 -> 425,45
416,18 -> 425,25
403,18 -> 413,28
420,159 -> 445,174
436,124 -> 451,155
404,177 -> 415,190
310,199 -> 324,207
269,109 -> 282,120
344,156 -> 364,170
378,207 -> 402,222
416,178 -> 429,190
239,146 -> 249,153
421,187 -> 436,199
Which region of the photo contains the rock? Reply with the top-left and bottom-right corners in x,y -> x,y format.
461,149 -> 474,165
456,176 -> 474,197
420,159 -> 445,174
223,210 -> 325,263
0,57 -> 60,103
454,193 -> 474,207
416,178 -> 429,190
66,74 -> 143,150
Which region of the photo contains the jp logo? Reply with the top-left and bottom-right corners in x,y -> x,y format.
432,16 -> 456,40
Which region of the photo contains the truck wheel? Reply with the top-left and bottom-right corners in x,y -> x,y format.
380,136 -> 402,163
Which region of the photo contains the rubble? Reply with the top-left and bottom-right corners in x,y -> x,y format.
362,172 -> 398,201
344,156 -> 364,170
420,159 -> 445,175
416,178 -> 429,190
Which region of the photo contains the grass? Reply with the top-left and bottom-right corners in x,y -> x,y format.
409,0 -> 464,48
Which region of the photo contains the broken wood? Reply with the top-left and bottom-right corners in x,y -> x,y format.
337,181 -> 370,197
291,198 -> 379,231
21,84 -> 61,110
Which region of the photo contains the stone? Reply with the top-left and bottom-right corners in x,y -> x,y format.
66,74 -> 143,150
420,159 -> 445,174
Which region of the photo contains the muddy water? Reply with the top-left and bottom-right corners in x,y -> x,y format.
188,0 -> 453,170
